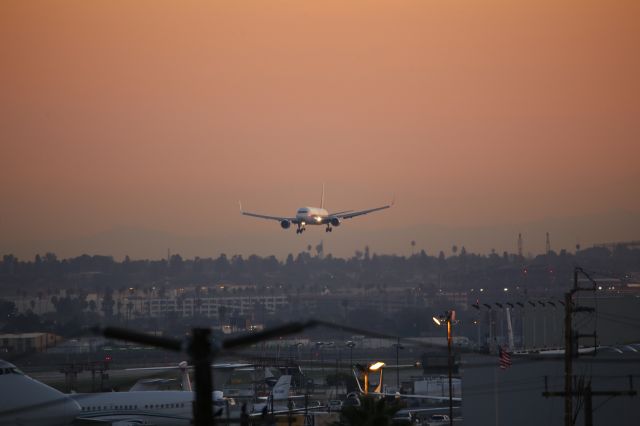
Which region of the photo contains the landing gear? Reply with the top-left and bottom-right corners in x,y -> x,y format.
296,225 -> 306,234
325,226 -> 332,233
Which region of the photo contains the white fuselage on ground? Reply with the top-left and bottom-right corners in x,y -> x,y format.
0,359 -> 236,426
295,207 -> 329,225
0,365 -> 80,426
72,391 -> 195,425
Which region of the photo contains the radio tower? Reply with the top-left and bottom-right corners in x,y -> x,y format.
546,232 -> 551,255
517,233 -> 523,258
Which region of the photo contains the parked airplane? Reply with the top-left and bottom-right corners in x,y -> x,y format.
240,186 -> 393,234
127,360 -> 252,392
0,359 -> 237,426
251,374 -> 293,414
0,359 -> 80,426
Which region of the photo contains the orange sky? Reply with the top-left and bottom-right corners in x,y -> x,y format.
1,1 -> 639,259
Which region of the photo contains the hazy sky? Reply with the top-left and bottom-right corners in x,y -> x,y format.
1,1 -> 639,259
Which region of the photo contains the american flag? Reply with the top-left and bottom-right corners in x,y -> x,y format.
498,346 -> 512,370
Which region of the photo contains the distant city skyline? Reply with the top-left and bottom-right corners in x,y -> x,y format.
3,210 -> 638,261
2,1 -> 639,260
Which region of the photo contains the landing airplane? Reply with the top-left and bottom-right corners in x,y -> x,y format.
240,186 -> 393,234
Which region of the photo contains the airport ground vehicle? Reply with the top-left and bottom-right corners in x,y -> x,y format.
327,399 -> 343,412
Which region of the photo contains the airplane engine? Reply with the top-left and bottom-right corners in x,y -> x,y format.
280,220 -> 291,229
330,217 -> 341,227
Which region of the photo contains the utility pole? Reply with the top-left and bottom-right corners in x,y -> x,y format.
544,376 -> 636,425
543,267 -> 636,425
563,290 -> 573,426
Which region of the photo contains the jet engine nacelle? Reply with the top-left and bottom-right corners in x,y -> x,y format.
330,217 -> 341,227
280,220 -> 291,229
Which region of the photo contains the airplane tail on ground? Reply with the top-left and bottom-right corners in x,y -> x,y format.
271,375 -> 292,401
352,369 -> 365,394
179,361 -> 191,391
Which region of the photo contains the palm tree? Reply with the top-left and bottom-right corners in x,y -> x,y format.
337,396 -> 401,426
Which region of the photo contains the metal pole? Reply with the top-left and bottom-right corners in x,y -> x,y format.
448,318 -> 453,426
190,328 -> 214,426
564,290 -> 573,426
335,347 -> 339,396
584,382 -> 593,426
396,338 -> 401,389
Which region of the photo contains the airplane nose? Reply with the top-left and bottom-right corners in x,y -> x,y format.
48,397 -> 82,426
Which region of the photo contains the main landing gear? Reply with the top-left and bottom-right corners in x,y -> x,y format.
325,226 -> 333,233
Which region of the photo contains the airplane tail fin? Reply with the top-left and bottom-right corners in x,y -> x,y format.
179,361 -> 192,391
352,369 -> 365,393
271,375 -> 292,401
320,184 -> 325,209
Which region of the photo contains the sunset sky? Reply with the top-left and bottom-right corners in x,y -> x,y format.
1,1 -> 639,259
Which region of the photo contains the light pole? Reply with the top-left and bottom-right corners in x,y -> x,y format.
433,310 -> 455,426
346,341 -> 355,368
392,338 -> 404,390
315,342 -> 325,384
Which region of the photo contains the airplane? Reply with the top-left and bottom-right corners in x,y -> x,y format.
239,185 -> 393,234
250,375 -> 300,414
0,359 -> 243,426
0,359 -> 81,426
126,360 -> 253,392
250,375 -> 328,417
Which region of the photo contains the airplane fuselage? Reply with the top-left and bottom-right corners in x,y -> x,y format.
0,367 -> 80,426
72,391 -> 195,425
295,207 -> 329,225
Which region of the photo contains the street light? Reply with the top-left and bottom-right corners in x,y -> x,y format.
369,361 -> 385,371
289,342 -> 302,362
362,361 -> 386,395
433,310 -> 455,426
346,341 -> 356,368
315,342 -> 325,381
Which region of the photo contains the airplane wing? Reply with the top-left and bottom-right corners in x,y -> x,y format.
239,202 -> 296,222
331,200 -> 393,220
381,392 -> 462,402
75,418 -> 160,425
125,362 -> 253,372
